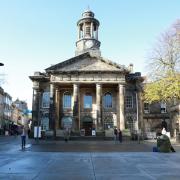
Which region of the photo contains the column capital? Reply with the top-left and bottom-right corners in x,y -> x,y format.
118,83 -> 125,87
96,83 -> 102,87
73,83 -> 79,87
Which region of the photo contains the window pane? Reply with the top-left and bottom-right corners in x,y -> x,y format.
63,92 -> 71,108
104,93 -> 112,108
84,94 -> 92,108
126,96 -> 133,108
42,92 -> 50,108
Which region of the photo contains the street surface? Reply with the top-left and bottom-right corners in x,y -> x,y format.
0,136 -> 180,180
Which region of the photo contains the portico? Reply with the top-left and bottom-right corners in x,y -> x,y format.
48,74 -> 126,132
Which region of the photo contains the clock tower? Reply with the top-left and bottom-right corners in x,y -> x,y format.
75,9 -> 101,56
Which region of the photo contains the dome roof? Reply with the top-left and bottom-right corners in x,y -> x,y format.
82,9 -> 94,18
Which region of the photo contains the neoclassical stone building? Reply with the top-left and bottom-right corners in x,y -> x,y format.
30,10 -> 144,137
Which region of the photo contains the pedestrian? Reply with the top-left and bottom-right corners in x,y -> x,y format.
157,132 -> 176,153
114,127 -> 118,143
64,128 -> 70,142
21,126 -> 27,150
118,129 -> 122,143
28,128 -> 31,138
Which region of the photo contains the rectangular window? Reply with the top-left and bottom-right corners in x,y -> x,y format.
144,103 -> 150,113
84,94 -> 92,109
85,26 -> 91,35
161,102 -> 167,113
42,92 -> 50,108
104,93 -> 112,108
126,96 -> 133,108
63,93 -> 71,109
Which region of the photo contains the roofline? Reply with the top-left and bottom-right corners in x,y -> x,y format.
45,52 -> 90,72
45,52 -> 130,73
47,70 -> 129,74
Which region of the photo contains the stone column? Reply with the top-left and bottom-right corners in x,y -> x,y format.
49,83 -> 56,137
83,23 -> 86,38
32,88 -> 40,127
55,88 -> 60,130
78,25 -> 80,40
73,84 -> 79,130
91,22 -> 94,38
119,84 -> 125,130
136,83 -> 144,135
96,84 -> 102,129
96,26 -> 98,40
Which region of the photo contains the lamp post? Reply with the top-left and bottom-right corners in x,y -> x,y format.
0,62 -> 4,134
136,91 -> 140,144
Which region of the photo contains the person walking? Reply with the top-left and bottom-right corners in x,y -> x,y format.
21,126 -> 26,150
64,128 -> 70,142
114,127 -> 118,143
118,129 -> 122,143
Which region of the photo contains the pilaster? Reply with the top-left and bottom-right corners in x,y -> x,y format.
49,83 -> 56,136
119,84 -> 125,130
96,83 -> 102,129
73,84 -> 79,130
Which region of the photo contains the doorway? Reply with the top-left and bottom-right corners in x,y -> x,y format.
82,116 -> 93,136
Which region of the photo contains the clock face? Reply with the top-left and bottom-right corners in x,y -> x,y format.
85,40 -> 94,48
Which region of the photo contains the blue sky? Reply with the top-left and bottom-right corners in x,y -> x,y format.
0,0 -> 179,109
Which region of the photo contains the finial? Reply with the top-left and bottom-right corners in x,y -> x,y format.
87,5 -> 90,11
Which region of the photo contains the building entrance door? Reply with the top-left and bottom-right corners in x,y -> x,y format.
82,116 -> 93,136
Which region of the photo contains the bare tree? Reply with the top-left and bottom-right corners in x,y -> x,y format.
144,20 -> 180,102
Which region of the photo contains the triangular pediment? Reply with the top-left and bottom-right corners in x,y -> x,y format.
46,52 -> 128,73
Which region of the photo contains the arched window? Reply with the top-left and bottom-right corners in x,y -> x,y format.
104,92 -> 112,108
84,93 -> 92,109
63,92 -> 71,108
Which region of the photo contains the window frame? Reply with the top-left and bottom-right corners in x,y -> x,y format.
42,92 -> 50,108
125,95 -> 133,109
103,92 -> 113,109
160,102 -> 167,113
63,91 -> 72,109
144,102 -> 150,113
84,93 -> 92,109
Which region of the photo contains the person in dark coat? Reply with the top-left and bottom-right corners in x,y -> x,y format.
118,129 -> 122,143
114,127 -> 118,143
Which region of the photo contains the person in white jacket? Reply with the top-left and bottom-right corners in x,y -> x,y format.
21,126 -> 27,150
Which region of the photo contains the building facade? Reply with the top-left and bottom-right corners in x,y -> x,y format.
13,99 -> 29,126
30,10 -> 145,137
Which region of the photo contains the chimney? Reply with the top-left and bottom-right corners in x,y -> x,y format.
128,63 -> 134,73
